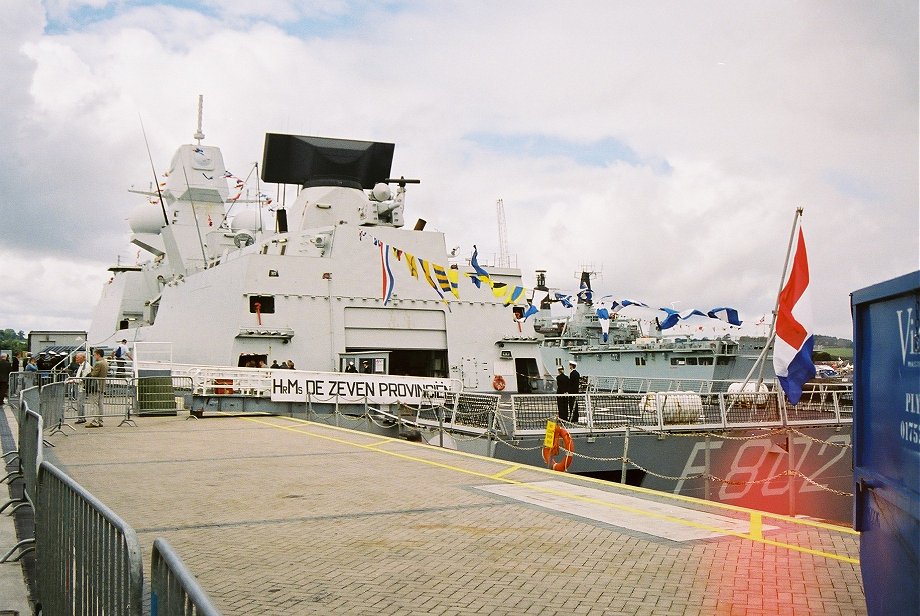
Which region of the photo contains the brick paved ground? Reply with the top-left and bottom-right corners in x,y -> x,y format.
43,414 -> 867,615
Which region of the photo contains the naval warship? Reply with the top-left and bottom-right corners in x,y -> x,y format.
88,123 -> 546,394
533,270 -> 776,393
85,111 -> 853,523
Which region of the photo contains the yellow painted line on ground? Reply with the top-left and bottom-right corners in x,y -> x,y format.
750,511 -> 764,541
364,439 -> 393,448
276,415 -> 859,536
491,465 -> 522,479
241,415 -> 858,564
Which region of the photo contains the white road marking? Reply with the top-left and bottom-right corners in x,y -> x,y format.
477,480 -> 776,541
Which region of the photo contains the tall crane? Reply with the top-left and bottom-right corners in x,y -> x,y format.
496,198 -> 511,268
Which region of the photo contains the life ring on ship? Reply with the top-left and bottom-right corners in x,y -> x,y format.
492,375 -> 506,391
542,424 -> 574,472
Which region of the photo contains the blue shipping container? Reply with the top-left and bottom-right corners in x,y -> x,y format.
851,270 -> 920,615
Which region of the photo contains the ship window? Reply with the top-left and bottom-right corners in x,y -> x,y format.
671,358 -> 686,366
717,357 -> 730,365
249,295 -> 275,314
635,357 -> 646,366
686,357 -> 698,365
699,357 -> 713,365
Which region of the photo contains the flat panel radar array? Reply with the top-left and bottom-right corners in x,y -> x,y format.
261,134 -> 395,189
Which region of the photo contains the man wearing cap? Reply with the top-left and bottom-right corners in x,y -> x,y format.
567,361 -> 581,422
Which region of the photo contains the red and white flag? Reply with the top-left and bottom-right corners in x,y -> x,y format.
773,226 -> 816,404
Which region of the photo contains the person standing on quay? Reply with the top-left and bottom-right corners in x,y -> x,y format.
85,349 -> 108,428
0,354 -> 12,406
68,352 -> 91,423
114,339 -> 132,374
555,366 -> 570,421
567,361 -> 581,423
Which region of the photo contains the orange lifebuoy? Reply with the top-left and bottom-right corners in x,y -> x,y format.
542,424 -> 574,472
492,375 -> 506,391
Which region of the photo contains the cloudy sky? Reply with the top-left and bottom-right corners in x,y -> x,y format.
1,0 -> 917,340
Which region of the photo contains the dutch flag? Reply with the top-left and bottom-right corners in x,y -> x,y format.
773,226 -> 816,404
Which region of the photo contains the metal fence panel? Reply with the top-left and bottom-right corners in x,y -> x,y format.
588,393 -> 659,431
723,392 -> 783,426
21,386 -> 41,427
41,378 -> 137,429
449,393 -> 499,431
151,538 -> 222,616
414,393 -> 499,433
35,461 -> 144,616
510,394 -> 589,435
19,407 -> 43,504
0,400 -> 42,563
784,385 -> 851,425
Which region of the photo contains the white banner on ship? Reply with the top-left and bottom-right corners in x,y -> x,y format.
270,370 -> 454,404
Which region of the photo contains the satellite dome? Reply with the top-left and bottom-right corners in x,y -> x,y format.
128,204 -> 165,235
230,210 -> 259,232
371,183 -> 392,202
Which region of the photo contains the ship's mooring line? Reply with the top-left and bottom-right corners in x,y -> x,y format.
492,430 -> 851,495
237,415 -> 860,561
788,427 -> 852,448
624,458 -> 854,496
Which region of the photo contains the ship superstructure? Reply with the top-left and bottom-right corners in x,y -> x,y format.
89,131 -> 546,393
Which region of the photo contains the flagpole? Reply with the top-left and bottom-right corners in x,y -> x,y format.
745,207 -> 804,385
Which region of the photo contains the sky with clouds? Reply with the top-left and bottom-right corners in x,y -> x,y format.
0,0 -> 916,340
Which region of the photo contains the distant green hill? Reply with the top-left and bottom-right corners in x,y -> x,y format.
814,335 -> 852,349
739,334 -> 853,361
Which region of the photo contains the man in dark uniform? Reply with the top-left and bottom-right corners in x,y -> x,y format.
567,361 -> 581,423
555,366 -> 570,421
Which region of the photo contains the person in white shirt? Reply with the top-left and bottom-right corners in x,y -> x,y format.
68,352 -> 91,423
113,339 -> 132,373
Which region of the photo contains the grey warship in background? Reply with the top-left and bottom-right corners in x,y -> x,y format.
85,116 -> 853,523
533,271 -> 776,392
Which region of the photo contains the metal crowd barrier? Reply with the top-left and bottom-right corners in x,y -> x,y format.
21,386 -> 40,427
35,461 -> 144,616
0,403 -> 43,562
151,538 -> 222,616
2,378 -> 222,614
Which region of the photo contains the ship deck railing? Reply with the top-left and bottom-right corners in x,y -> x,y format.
507,387 -> 852,438
142,364 -> 852,439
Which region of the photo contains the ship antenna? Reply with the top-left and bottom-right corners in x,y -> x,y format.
193,94 -> 205,144
139,113 -> 170,227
